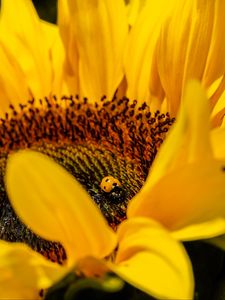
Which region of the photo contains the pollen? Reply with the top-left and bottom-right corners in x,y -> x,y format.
0,94 -> 175,262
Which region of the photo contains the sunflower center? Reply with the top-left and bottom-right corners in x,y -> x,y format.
0,95 -> 174,262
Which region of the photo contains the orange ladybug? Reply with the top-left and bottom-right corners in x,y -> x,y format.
100,176 -> 121,193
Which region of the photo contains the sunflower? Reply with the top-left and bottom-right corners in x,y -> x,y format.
4,79 -> 225,300
0,0 -> 225,299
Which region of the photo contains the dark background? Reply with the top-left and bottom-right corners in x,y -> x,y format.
32,0 -> 57,23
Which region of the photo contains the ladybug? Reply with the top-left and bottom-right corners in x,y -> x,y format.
100,176 -> 121,193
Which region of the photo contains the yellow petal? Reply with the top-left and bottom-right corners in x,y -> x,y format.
49,31 -> 66,97
128,81 -> 225,231
58,0 -> 70,46
0,0 -> 54,98
201,1 -> 225,87
126,0 -> 147,26
172,218 -> 225,241
0,240 -> 66,299
40,21 -> 65,97
183,82 -> 212,163
6,150 -> 117,265
0,19 -> 61,113
58,0 -> 79,94
211,127 -> 225,160
129,160 -> 225,231
157,0 -> 225,115
211,107 -> 225,128
131,80 -> 211,206
210,76 -> 225,128
66,0 -> 128,101
0,42 -> 30,115
125,0 -> 179,103
209,75 -> 225,113
112,218 -> 193,299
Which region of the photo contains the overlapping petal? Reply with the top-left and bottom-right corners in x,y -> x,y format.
129,160 -> 225,230
125,0 -> 225,116
62,0 -> 128,101
5,150 -> 195,299
49,31 -> 66,97
211,127 -> 225,160
113,218 -> 193,299
58,0 -> 79,94
128,81 -> 225,233
0,240 -> 66,299
129,80 -> 211,199
0,43 -> 30,115
125,0 -> 180,104
0,0 -> 61,101
126,0 -> 147,26
6,150 -> 117,266
172,218 -> 225,241
156,0 -> 225,115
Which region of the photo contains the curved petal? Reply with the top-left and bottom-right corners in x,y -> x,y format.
201,0 -> 225,87
58,0 -> 79,94
209,75 -> 225,113
157,0 -> 225,115
49,31 -> 66,97
66,0 -> 128,101
0,29 -> 63,113
40,21 -> 65,97
128,81 -> 225,231
0,0 -> 56,98
130,80 -> 211,210
211,127 -> 225,160
125,0 -> 179,103
172,218 -> 225,241
5,150 -> 117,266
0,240 -> 66,299
129,160 -> 225,230
0,42 -> 30,115
112,218 -> 193,299
126,0 -> 147,26
211,107 -> 225,128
